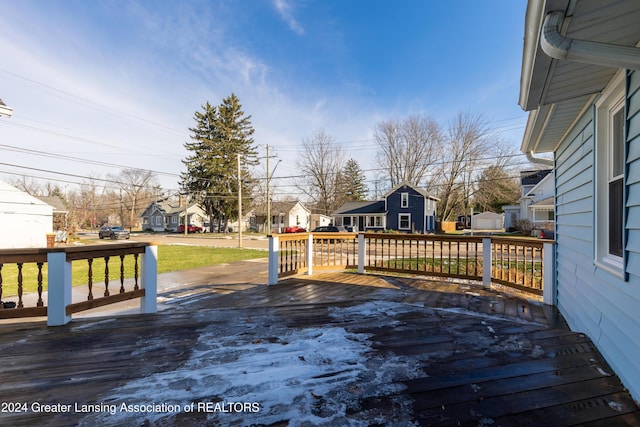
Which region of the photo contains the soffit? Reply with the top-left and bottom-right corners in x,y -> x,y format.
521,0 -> 640,153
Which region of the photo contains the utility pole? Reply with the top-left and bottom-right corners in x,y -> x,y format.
238,153 -> 243,248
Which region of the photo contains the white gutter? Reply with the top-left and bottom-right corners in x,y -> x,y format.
0,98 -> 13,118
518,0 -> 545,110
525,151 -> 554,167
541,10 -> 640,70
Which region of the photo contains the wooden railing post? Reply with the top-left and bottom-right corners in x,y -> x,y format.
140,244 -> 157,314
47,251 -> 72,326
268,236 -> 279,285
482,237 -> 492,287
307,233 -> 314,276
358,233 -> 366,274
542,241 -> 556,306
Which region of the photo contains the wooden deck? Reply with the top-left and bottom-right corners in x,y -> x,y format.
0,272 -> 638,426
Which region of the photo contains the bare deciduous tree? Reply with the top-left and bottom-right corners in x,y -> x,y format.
296,130 -> 345,215
434,112 -> 494,221
8,176 -> 42,196
109,169 -> 158,230
374,114 -> 442,189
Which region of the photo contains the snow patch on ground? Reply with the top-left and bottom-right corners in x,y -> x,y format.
81,302 -> 428,426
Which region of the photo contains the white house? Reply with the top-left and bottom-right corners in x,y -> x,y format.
270,201 -> 310,233
0,180 -> 53,248
503,169 -> 554,230
140,200 -> 207,232
519,0 -> 640,401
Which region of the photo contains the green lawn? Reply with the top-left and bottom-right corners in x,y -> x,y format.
0,245 -> 268,297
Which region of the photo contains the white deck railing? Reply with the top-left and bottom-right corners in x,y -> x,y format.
0,242 -> 157,326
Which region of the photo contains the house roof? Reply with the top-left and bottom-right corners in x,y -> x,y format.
332,201 -> 385,216
0,180 -> 53,214
529,196 -> 554,208
520,169 -> 552,187
524,170 -> 554,198
35,196 -> 68,213
520,0 -> 640,154
384,181 -> 440,201
254,201 -> 310,216
143,201 -> 203,217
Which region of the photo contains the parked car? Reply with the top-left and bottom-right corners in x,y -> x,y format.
99,225 -> 130,240
539,229 -> 555,240
311,226 -> 347,233
283,225 -> 307,233
177,225 -> 203,233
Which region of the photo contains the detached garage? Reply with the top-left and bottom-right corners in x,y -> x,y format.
0,180 -> 53,248
471,212 -> 504,232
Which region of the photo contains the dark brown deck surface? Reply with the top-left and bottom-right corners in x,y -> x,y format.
0,272 -> 638,426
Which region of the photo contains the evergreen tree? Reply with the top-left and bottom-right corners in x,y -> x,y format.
339,159 -> 368,201
181,94 -> 257,231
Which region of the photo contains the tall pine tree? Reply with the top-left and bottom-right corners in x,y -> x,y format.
181,94 -> 257,231
340,159 -> 368,201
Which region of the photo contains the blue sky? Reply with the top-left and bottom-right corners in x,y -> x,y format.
0,0 -> 528,197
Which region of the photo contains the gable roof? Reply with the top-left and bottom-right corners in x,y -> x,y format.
520,169 -> 552,187
142,201 -> 203,217
384,181 -> 440,201
520,0 -> 640,154
254,201 -> 310,216
525,170 -> 554,197
35,196 -> 68,213
0,180 -> 53,214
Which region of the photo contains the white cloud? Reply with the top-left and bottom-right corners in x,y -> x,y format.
273,0 -> 305,35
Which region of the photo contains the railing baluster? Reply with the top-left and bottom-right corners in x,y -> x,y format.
87,258 -> 94,301
0,264 -> 3,307
119,254 -> 125,293
104,256 -> 110,297
17,263 -> 24,308
134,253 -> 139,291
36,262 -> 44,307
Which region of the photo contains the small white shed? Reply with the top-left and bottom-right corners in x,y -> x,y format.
0,180 -> 53,248
471,212 -> 504,231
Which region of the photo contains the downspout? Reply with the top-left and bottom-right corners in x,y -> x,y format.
541,10 -> 640,70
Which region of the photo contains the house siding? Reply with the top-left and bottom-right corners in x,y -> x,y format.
554,71 -> 640,401
386,185 -> 426,233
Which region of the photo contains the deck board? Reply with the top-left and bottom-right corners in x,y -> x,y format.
0,272 -> 637,426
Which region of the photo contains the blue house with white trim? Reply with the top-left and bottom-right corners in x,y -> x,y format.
519,0 -> 640,401
333,182 -> 438,233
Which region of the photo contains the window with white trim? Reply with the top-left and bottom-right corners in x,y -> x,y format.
401,192 -> 409,208
399,213 -> 410,230
595,71 -> 625,276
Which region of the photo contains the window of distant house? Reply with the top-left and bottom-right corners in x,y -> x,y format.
595,70 -> 626,277
401,193 -> 409,208
374,216 -> 383,227
343,217 -> 351,226
399,213 -> 410,230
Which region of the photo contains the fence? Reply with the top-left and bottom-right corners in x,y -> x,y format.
0,242 -> 157,326
269,233 -> 555,304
